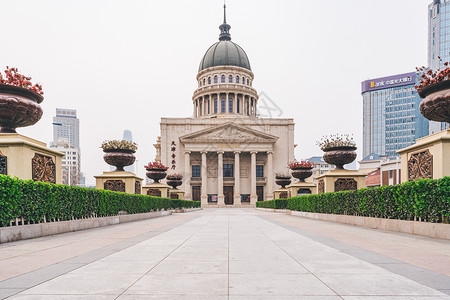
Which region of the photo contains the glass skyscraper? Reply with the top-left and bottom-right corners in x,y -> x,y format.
428,0 -> 450,133
362,72 -> 429,158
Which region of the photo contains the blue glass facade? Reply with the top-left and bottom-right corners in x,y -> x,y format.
428,0 -> 450,133
362,73 -> 429,158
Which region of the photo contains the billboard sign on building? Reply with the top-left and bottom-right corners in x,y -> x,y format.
361,72 -> 416,93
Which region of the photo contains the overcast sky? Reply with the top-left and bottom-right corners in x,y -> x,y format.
1,0 -> 428,184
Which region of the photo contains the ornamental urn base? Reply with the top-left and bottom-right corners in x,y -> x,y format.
146,169 -> 167,183
291,167 -> 313,182
418,80 -> 450,124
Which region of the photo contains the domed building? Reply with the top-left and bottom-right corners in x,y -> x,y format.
153,5 -> 295,207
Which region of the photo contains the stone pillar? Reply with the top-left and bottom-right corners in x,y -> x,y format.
201,151 -> 207,205
184,151 -> 191,200
217,151 -> 225,205
226,93 -> 229,113
234,151 -> 241,204
266,151 -> 274,200
250,151 -> 258,204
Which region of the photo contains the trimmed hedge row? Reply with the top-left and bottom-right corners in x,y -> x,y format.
0,175 -> 200,227
257,177 -> 450,223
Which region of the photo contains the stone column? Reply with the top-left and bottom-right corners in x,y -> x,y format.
234,151 -> 241,204
217,151 -> 225,205
250,151 -> 258,204
266,151 -> 274,200
184,151 -> 191,200
226,93 -> 229,113
201,151 -> 207,205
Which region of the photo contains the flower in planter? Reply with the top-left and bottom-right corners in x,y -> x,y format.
316,134 -> 356,151
167,173 -> 183,180
0,66 -> 44,95
100,140 -> 138,152
275,172 -> 291,179
415,60 -> 449,92
288,161 -> 313,169
144,161 -> 169,170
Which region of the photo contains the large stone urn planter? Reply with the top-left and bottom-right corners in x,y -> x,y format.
166,177 -> 182,189
418,80 -> 450,123
146,168 -> 167,183
323,146 -> 357,170
290,167 -> 313,182
275,176 -> 291,189
103,149 -> 136,172
0,84 -> 44,133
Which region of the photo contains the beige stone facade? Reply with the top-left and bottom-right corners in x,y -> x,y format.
0,134 -> 64,184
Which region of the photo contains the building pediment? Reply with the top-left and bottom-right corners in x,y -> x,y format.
180,123 -> 278,144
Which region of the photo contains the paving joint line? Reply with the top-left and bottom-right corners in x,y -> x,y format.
254,216 -> 344,299
0,213 -> 202,300
114,214 -> 212,299
257,213 -> 450,296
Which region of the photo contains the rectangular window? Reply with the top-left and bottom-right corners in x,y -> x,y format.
208,194 -> 218,203
229,98 -> 233,113
256,165 -> 264,177
192,165 -> 201,177
241,194 -> 250,202
237,99 -> 240,113
221,98 -> 226,113
223,164 -> 234,177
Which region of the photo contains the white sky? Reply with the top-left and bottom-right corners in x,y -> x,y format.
1,0 -> 428,184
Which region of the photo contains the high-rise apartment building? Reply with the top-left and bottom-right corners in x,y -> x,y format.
52,108 -> 82,185
428,0 -> 450,133
362,72 -> 429,158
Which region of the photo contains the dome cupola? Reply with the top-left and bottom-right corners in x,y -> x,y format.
198,4 -> 251,72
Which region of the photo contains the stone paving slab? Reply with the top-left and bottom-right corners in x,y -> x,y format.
1,209 -> 449,299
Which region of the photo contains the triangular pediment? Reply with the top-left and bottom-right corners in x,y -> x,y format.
180,123 -> 278,144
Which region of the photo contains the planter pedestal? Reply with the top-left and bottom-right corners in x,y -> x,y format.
95,171 -> 143,194
273,188 -> 290,199
288,182 -> 317,196
169,188 -> 185,200
142,183 -> 170,198
397,129 -> 450,182
316,170 -> 366,194
0,133 -> 64,184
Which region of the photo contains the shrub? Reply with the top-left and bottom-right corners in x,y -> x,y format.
257,177 -> 450,223
0,175 -> 200,227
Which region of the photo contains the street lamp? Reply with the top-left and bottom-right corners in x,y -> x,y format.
52,122 -> 72,186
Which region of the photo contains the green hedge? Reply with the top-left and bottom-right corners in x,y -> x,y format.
256,177 -> 450,223
0,175 -> 200,227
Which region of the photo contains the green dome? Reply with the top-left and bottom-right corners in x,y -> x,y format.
199,41 -> 251,72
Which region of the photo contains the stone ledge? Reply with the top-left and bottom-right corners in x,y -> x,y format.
0,210 -> 172,244
286,210 -> 450,240
256,208 -> 288,213
172,208 -> 203,213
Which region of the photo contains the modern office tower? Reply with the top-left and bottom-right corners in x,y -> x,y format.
428,0 -> 450,133
362,72 -> 429,158
53,108 -> 80,150
52,108 -> 81,185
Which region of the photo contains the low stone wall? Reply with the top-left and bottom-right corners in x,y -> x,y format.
286,210 -> 450,240
0,210 -> 173,244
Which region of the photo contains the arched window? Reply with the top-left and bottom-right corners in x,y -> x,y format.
221,98 -> 226,113
208,100 -> 210,114
199,81 -> 202,87
242,76 -> 245,84
228,98 -> 233,113
221,75 -> 225,83
236,76 -> 240,83
229,75 -> 233,83
237,99 -> 240,113
247,79 -> 250,86
246,100 -> 249,115
208,77 -> 211,84
214,75 -> 218,83
203,78 -> 206,86
214,99 -> 218,113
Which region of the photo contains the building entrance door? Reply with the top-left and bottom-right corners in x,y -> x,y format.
224,186 -> 234,205
256,186 -> 264,201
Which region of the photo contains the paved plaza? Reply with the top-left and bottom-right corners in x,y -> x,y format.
0,209 -> 449,299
